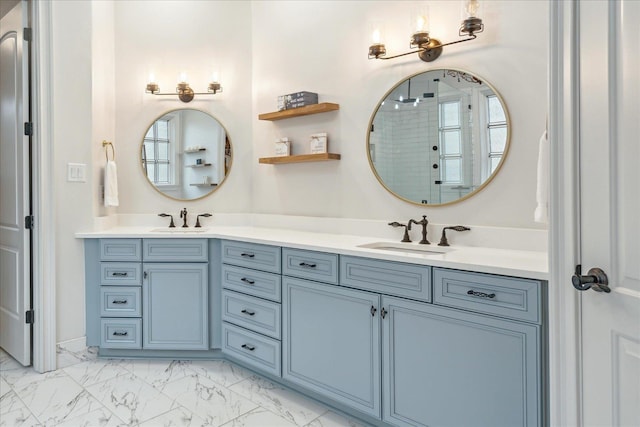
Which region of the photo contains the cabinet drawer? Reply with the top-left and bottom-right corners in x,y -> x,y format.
100,239 -> 142,262
221,240 -> 281,274
282,248 -> 338,285
100,263 -> 142,286
222,323 -> 281,377
433,268 -> 542,324
340,256 -> 431,302
100,286 -> 141,317
222,290 -> 281,339
143,239 -> 208,262
100,318 -> 142,349
222,265 -> 282,302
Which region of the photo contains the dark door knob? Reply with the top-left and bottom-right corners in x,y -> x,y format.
572,265 -> 610,293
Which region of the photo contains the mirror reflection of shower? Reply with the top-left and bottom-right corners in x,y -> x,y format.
368,69 -> 509,206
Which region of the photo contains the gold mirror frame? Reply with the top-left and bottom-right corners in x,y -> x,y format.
366,68 -> 511,207
140,108 -> 233,201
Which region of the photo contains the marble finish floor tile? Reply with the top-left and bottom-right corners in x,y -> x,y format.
85,371 -> 177,425
0,348 -> 371,427
220,407 -> 298,426
229,376 -> 329,426
187,360 -> 252,388
161,373 -> 258,426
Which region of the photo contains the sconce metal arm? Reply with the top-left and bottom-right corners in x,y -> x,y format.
375,34 -> 477,61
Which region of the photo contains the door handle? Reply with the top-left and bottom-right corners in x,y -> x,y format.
572,265 -> 611,293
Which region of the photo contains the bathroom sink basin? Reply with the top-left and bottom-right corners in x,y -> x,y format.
357,241 -> 455,255
150,227 -> 209,233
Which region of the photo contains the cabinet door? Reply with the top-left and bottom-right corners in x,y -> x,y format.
283,277 -> 381,418
382,296 -> 541,427
143,263 -> 208,350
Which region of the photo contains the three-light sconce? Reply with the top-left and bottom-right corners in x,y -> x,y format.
145,72 -> 222,103
368,0 -> 484,62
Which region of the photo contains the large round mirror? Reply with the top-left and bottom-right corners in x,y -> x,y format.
367,69 -> 510,206
141,109 -> 232,201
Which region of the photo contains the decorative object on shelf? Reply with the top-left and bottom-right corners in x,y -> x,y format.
258,103 -> 339,121
258,153 -> 340,165
309,132 -> 328,154
202,175 -> 211,184
368,0 -> 484,63
145,71 -> 223,103
184,146 -> 206,153
277,91 -> 319,111
274,137 -> 291,157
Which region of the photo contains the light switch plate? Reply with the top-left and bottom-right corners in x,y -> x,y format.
67,163 -> 86,182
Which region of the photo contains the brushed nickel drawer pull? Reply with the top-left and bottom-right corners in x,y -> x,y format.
111,272 -> 128,277
299,262 -> 317,268
240,277 -> 255,285
112,331 -> 128,336
241,343 -> 255,351
112,299 -> 128,304
240,253 -> 255,258
467,290 -> 496,299
241,309 -> 256,316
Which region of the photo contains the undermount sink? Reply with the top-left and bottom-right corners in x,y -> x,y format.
357,241 -> 455,255
150,227 -> 209,233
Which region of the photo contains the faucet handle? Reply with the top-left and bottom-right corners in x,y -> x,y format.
388,222 -> 412,243
158,213 -> 175,228
438,226 -> 471,246
195,213 -> 213,228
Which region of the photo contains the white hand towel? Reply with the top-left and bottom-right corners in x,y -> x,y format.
534,130 -> 549,223
104,160 -> 119,207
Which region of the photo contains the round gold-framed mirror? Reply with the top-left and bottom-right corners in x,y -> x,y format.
140,109 -> 232,201
367,68 -> 510,206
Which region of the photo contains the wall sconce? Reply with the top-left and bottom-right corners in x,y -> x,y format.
368,0 -> 484,63
145,72 -> 223,103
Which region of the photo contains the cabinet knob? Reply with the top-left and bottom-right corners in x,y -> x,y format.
111,272 -> 128,277
112,299 -> 128,305
112,331 -> 128,337
240,253 -> 255,258
370,305 -> 377,317
240,277 -> 255,285
380,307 -> 388,319
299,262 -> 317,268
466,290 -> 496,299
241,309 -> 256,316
241,343 -> 255,351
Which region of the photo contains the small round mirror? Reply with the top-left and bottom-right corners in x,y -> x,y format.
140,109 -> 232,201
367,69 -> 510,206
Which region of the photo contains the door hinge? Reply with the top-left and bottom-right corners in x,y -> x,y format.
25,310 -> 34,324
24,122 -> 33,136
25,215 -> 34,229
23,27 -> 32,42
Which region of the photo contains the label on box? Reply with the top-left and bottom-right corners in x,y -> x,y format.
310,133 -> 327,154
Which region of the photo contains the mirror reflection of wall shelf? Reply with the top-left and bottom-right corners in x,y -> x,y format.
367,68 -> 509,206
141,109 -> 232,201
145,72 -> 222,103
258,103 -> 340,121
368,0 -> 484,63
258,153 -> 341,165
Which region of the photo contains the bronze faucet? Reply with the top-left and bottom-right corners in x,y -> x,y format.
158,213 -> 175,228
408,215 -> 430,244
388,222 -> 411,242
438,226 -> 471,246
180,207 -> 188,227
195,213 -> 212,227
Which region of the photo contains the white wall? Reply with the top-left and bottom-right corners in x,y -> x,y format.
251,0 -> 548,228
51,0 -> 94,342
49,0 -> 547,345
112,0 -> 253,214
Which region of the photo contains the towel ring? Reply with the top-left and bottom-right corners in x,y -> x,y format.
102,140 -> 115,161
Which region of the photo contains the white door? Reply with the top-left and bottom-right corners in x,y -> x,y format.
577,0 -> 640,425
0,0 -> 31,366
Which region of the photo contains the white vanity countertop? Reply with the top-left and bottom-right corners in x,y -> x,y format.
76,225 -> 548,280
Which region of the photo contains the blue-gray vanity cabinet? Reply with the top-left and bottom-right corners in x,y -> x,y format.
382,296 -> 541,427
282,276 -> 381,418
142,262 -> 208,350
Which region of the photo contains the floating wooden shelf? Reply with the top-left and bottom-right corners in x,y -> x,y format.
186,163 -> 212,168
183,148 -> 206,153
189,183 -> 218,187
258,103 -> 340,121
258,153 -> 341,164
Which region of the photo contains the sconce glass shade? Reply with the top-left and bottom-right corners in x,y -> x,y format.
146,82 -> 159,94
410,31 -> 430,49
368,43 -> 387,59
460,0 -> 484,35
